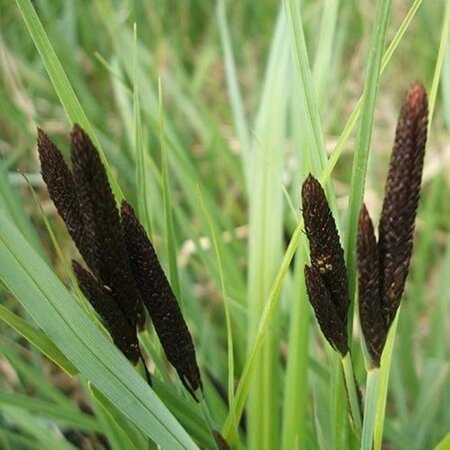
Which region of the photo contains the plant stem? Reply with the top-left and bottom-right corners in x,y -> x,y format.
222,222 -> 303,441
373,314 -> 400,450
345,0 -> 392,331
280,243 -> 310,450
361,368 -> 380,450
342,353 -> 362,438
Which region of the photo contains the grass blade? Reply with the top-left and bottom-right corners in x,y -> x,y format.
15,0 -> 123,199
345,0 -> 393,313
0,304 -> 77,376
0,212 -> 197,449
245,9 -> 289,449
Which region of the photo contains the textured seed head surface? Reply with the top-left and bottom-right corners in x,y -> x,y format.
38,126 -> 145,362
304,265 -> 348,355
356,83 -> 428,366
378,83 -> 428,327
302,174 -> 350,331
357,204 -> 386,367
70,125 -> 144,327
72,261 -> 140,364
121,201 -> 202,398
37,129 -> 85,252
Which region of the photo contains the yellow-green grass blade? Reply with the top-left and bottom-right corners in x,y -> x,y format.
223,221 -> 304,440
217,0 -> 251,179
159,79 -> 181,300
284,0 -> 338,216
0,391 -> 101,433
15,0 -> 123,199
0,304 -> 77,376
89,384 -> 145,450
0,164 -> 42,256
245,9 -> 289,449
434,433 -> 450,450
2,407 -> 77,450
345,0 -> 392,314
133,24 -> 153,237
197,185 -> 236,438
280,242 -> 310,450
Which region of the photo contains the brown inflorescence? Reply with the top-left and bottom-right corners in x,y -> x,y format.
302,174 -> 349,355
70,125 -> 146,330
357,205 -> 385,365
121,201 -> 202,398
357,83 -> 428,367
37,124 -> 202,398
72,260 -> 140,364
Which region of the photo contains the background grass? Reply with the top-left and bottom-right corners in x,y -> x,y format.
0,0 -> 449,449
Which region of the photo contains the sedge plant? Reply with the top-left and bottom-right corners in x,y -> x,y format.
0,0 -> 449,449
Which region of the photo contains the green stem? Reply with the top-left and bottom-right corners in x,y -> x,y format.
361,368 -> 381,450
345,0 -> 392,330
280,244 -> 310,450
199,400 -> 220,450
331,354 -> 347,450
222,222 -> 303,441
342,353 -> 362,438
373,314 -> 400,450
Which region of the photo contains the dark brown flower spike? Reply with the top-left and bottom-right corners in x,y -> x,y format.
121,201 -> 202,399
37,129 -> 85,254
38,125 -> 202,398
378,83 -> 428,326
357,83 -> 428,367
357,205 -> 385,366
72,261 -> 140,364
38,126 -> 145,362
70,125 -> 145,330
304,265 -> 348,354
302,174 -> 349,355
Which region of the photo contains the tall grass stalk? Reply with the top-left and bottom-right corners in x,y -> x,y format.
14,0 -> 123,199
345,0 -> 392,313
245,9 -> 289,450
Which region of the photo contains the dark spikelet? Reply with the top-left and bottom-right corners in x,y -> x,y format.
70,125 -> 145,328
72,261 -> 140,365
37,129 -> 85,252
302,174 -> 350,326
378,83 -> 428,327
121,200 -> 202,399
357,204 -> 386,367
304,265 -> 348,355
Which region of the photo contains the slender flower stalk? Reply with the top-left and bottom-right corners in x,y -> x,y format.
37,125 -> 202,399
